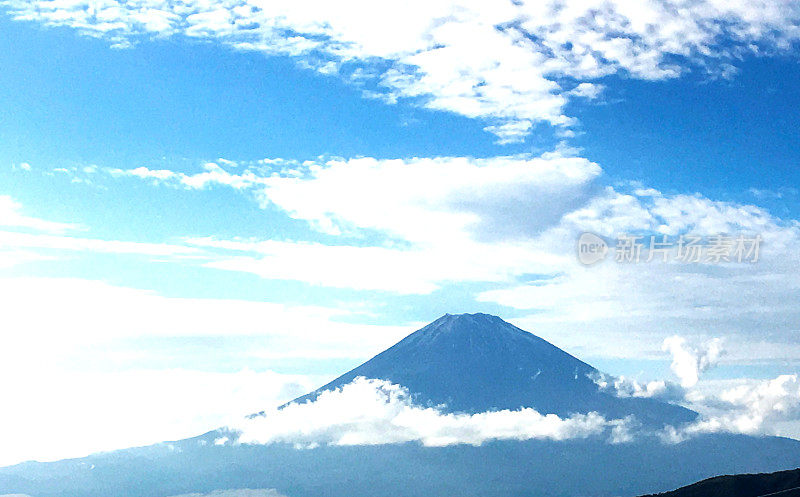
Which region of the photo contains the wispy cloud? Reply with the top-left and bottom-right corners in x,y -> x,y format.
749,187 -> 799,200
0,277 -> 410,350
0,195 -> 81,233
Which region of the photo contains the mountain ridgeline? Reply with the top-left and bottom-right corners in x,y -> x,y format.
0,313 -> 798,497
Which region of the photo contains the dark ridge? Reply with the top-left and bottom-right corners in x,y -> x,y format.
638,467 -> 800,497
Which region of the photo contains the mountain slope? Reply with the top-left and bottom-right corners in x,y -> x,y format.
289,313 -> 696,426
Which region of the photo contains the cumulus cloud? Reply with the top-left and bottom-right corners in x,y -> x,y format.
229,377 -> 624,448
568,83 -> 604,100
590,372 -> 685,402
662,336 -> 724,388
662,375 -> 800,443
4,0 -> 800,140
590,339 -> 800,444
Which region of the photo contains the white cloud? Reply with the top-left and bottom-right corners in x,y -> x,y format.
0,277 -> 409,352
174,153 -> 602,245
230,377 -> 621,448
8,154 -> 591,293
662,336 -> 724,388
14,149 -> 800,367
0,195 -> 80,233
749,187 -> 798,200
5,0 -> 799,140
583,342 -> 800,443
104,154 -> 800,367
0,249 -> 56,268
483,121 -> 533,145
0,276 -> 415,466
0,194 -> 204,268
662,374 -> 800,443
477,185 -> 800,363
0,229 -> 201,258
568,83 -> 604,100
108,162 -> 268,190
590,372 -> 685,402
188,237 -> 558,294
107,152 -> 600,293
0,366 -> 326,467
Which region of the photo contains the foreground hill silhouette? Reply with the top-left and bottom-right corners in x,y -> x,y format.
638,467 -> 800,497
0,313 -> 798,497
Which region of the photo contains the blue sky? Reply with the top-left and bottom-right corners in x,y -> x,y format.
1,0 -> 800,465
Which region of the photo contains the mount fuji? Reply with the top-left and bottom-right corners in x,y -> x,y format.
1,313 -> 798,497
287,313 -> 695,426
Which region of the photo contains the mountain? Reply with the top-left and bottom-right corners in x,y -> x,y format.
287,313 -> 696,426
638,467 -> 800,497
0,313 -> 798,497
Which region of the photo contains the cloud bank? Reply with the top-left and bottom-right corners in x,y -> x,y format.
225,354 -> 800,449
663,374 -> 800,442
228,377 -> 625,447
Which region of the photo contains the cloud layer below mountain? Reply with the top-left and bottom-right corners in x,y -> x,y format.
228,377 -> 626,447
224,338 -> 800,448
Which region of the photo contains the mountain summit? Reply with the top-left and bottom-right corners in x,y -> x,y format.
291,313 -> 696,426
